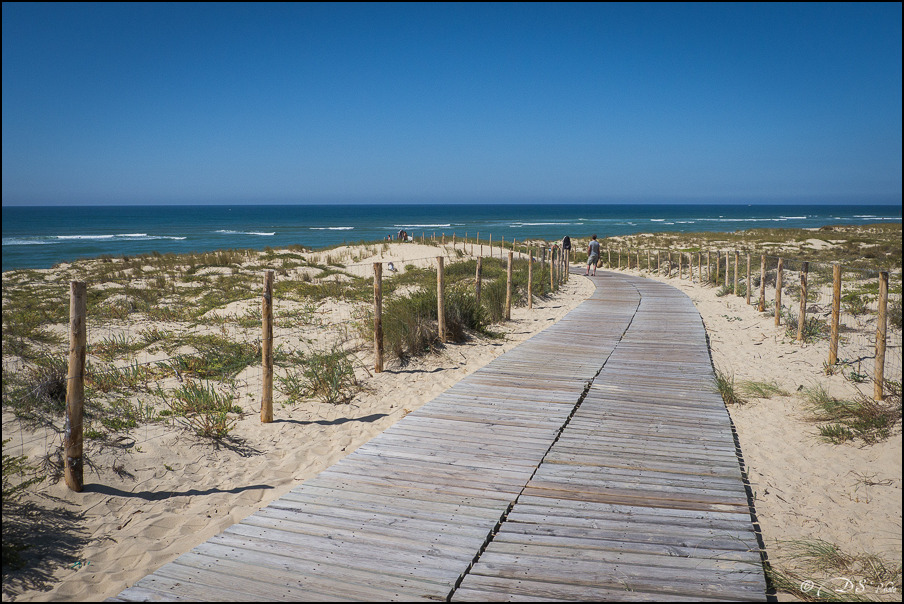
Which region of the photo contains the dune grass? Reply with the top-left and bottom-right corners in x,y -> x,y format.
714,369 -> 747,405
804,383 -> 902,444
766,539 -> 902,602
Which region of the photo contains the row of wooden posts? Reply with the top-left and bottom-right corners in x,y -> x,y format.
607,248 -> 892,403
60,243 -> 571,491
58,245 -> 892,491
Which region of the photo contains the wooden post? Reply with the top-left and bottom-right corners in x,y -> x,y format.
797,262 -> 809,342
489,234 -> 493,258
758,254 -> 766,311
775,258 -> 784,326
558,247 -> 563,282
707,251 -> 711,283
667,252 -> 672,277
723,252 -> 729,286
475,256 -> 483,307
261,271 -> 274,423
373,263 -> 383,373
551,247 -> 556,291
608,248 -> 612,267
829,264 -> 841,366
734,251 -> 739,296
437,257 -> 445,342
647,250 -> 651,272
678,252 -> 683,279
64,281 -> 87,492
505,251 -> 513,320
874,271 -> 888,400
746,254 -> 751,304
657,250 -> 661,274
527,250 -> 533,309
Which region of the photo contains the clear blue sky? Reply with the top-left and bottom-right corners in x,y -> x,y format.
2,2 -> 901,206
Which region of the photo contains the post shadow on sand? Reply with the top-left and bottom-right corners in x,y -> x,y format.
275,412 -> 389,427
2,495 -> 90,599
81,482 -> 274,501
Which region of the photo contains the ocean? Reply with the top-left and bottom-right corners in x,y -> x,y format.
2,203 -> 901,273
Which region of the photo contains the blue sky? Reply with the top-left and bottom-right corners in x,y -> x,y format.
2,2 -> 901,206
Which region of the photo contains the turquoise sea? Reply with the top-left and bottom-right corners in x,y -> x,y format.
2,203 -> 901,273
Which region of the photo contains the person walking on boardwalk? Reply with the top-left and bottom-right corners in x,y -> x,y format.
585,234 -> 600,276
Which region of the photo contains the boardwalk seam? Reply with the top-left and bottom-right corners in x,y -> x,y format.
446,276 -> 644,601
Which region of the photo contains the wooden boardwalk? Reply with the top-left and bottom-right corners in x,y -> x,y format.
113,272 -> 766,602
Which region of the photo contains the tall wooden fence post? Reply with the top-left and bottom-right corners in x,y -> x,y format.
723,252 -> 729,287
476,256 -> 483,307
527,249 -> 533,309
437,257 -> 446,342
797,262 -> 809,342
65,281 -> 87,492
758,254 -> 766,311
550,248 -> 555,291
745,254 -> 751,303
505,251 -> 513,320
775,258 -> 784,326
261,271 -> 274,423
734,251 -> 740,296
874,271 -> 889,400
829,264 -> 841,366
374,263 -> 383,373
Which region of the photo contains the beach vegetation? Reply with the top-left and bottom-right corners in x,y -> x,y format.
2,439 -> 46,570
167,334 -> 262,379
714,369 -> 746,405
765,539 -> 902,602
739,379 -> 788,399
86,360 -> 162,395
285,344 -> 361,405
804,383 -> 902,444
781,312 -> 829,343
380,286 -> 442,362
2,356 -> 68,429
91,333 -> 141,362
159,380 -> 240,439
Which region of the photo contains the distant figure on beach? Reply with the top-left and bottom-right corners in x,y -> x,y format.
585,234 -> 600,276
562,235 -> 571,251
387,262 -> 397,272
